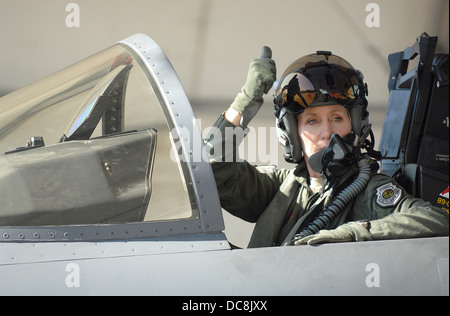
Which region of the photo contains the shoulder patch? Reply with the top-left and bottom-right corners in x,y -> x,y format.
376,183 -> 402,208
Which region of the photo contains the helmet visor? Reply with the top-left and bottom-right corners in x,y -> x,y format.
275,67 -> 364,113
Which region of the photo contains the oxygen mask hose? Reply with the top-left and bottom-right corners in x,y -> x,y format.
289,157 -> 372,245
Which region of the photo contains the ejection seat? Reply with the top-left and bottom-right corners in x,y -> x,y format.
379,32 -> 449,211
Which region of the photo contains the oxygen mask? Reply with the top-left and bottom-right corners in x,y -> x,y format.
308,133 -> 356,178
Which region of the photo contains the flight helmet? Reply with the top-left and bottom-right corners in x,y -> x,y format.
273,51 -> 370,164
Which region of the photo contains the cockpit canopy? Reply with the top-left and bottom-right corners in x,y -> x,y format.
0,36 -> 211,231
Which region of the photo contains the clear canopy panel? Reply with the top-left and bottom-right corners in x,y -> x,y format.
0,44 -> 197,226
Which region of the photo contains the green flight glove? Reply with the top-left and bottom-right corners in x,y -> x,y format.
230,46 -> 276,128
294,222 -> 373,245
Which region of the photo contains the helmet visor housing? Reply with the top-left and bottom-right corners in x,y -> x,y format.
274,52 -> 367,115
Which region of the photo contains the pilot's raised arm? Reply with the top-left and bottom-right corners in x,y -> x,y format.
204,47 -> 283,225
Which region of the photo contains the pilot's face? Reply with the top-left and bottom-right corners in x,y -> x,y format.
297,104 -> 352,177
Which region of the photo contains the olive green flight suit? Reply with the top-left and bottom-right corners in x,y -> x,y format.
206,116 -> 449,248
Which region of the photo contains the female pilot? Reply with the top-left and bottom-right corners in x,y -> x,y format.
205,48 -> 448,248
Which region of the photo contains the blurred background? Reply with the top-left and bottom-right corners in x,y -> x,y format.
1,0 -> 448,247
1,0 -> 448,104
